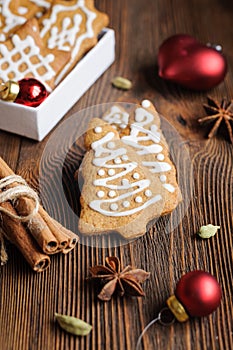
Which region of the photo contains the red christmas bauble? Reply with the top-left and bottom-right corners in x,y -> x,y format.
158,34 -> 227,90
175,270 -> 222,317
15,78 -> 48,107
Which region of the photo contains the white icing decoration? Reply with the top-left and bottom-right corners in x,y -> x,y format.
1,0 -> 26,40
107,142 -> 115,149
110,203 -> 118,211
145,190 -> 152,197
121,107 -> 175,195
163,184 -> 175,193
31,0 -> 51,8
18,7 -> 28,15
122,179 -> 130,187
103,106 -> 129,126
89,131 -> 163,216
123,201 -> 130,208
48,14 -> 82,51
133,173 -> 140,180
90,195 -> 162,217
134,107 -> 155,124
98,169 -> 105,176
122,155 -> 128,161
160,175 -> 167,182
0,35 -> 55,90
120,124 -> 127,129
108,190 -> 116,198
97,190 -> 105,198
114,158 -> 122,164
54,3 -> 97,84
141,99 -> 151,108
122,110 -> 162,156
135,196 -> 143,203
123,124 -> 162,155
142,162 -> 171,173
108,169 -> 115,176
94,126 -> 102,134
157,153 -> 165,161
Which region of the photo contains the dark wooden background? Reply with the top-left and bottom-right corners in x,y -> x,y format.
0,0 -> 233,349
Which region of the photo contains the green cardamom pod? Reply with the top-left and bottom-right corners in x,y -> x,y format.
197,224 -> 220,239
111,76 -> 132,90
55,313 -> 92,336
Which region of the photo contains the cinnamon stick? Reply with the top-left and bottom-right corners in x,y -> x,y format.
0,158 -> 64,253
15,197 -> 61,254
0,157 -> 78,254
0,201 -> 50,272
38,207 -> 78,253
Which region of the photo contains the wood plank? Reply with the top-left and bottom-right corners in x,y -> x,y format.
0,0 -> 233,349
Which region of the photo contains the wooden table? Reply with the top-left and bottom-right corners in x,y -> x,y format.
1,1 -> 233,349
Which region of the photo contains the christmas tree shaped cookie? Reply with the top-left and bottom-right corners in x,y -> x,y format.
103,100 -> 182,215
78,118 -> 166,239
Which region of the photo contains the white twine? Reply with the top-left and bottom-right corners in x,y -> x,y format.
0,175 -> 40,221
0,175 -> 40,265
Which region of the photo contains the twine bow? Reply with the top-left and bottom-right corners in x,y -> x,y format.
0,175 -> 40,265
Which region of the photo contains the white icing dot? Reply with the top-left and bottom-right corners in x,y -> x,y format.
97,191 -> 105,198
160,175 -> 167,182
107,142 -> 115,149
108,190 -> 116,198
110,203 -> 118,211
133,172 -> 140,179
145,190 -> 152,197
135,196 -> 143,203
142,99 -> 151,108
120,124 -> 127,129
94,126 -> 102,133
108,169 -> 115,176
112,125 -> 117,129
123,201 -> 130,208
18,6 -> 28,15
122,155 -> 128,161
157,153 -> 165,161
32,26 -> 37,32
122,179 -> 129,186
98,169 -> 105,176
114,157 -> 122,164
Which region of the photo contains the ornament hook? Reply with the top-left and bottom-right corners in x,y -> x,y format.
136,308 -> 175,350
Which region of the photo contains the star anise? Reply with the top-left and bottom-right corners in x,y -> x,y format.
89,257 -> 150,301
198,97 -> 233,143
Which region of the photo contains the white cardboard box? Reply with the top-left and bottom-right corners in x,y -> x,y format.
0,28 -> 115,141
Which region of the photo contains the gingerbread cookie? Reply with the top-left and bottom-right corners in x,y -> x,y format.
0,0 -> 51,41
103,100 -> 182,215
0,18 -> 71,90
39,0 -> 109,84
77,118 -> 166,239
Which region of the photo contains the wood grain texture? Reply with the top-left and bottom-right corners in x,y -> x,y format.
0,0 -> 233,349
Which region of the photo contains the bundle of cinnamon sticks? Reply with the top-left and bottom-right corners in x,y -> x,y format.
0,157 -> 78,272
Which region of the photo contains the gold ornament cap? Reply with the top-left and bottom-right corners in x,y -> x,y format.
167,295 -> 189,322
0,81 -> 20,102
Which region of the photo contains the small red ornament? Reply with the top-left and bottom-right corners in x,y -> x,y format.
15,78 -> 48,107
175,270 -> 222,317
136,270 -> 222,349
158,34 -> 227,90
